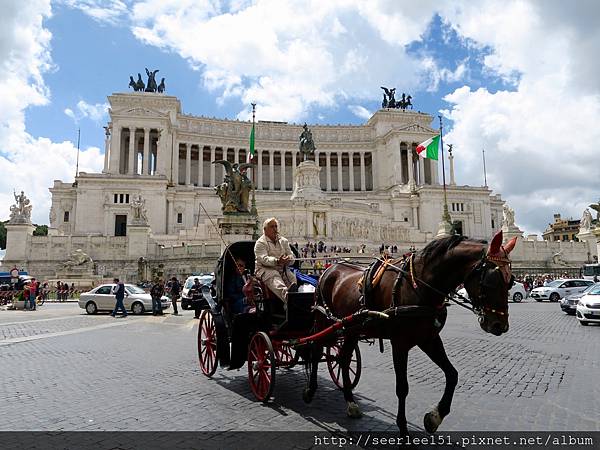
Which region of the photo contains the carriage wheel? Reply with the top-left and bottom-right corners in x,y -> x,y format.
198,310 -> 218,377
326,339 -> 362,389
248,332 -> 276,402
274,342 -> 298,368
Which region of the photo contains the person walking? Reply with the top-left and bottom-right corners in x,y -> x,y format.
168,277 -> 181,315
110,278 -> 128,317
150,279 -> 164,316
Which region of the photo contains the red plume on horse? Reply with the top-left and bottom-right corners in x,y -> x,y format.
304,230 -> 517,435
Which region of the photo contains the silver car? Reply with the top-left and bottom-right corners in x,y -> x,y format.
576,285 -> 600,325
79,284 -> 171,315
530,279 -> 594,302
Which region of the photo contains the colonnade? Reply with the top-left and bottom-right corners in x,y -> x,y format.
106,126 -> 160,175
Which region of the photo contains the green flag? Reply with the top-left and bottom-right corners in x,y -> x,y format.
247,123 -> 255,162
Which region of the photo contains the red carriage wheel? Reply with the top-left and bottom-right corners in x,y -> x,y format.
326,339 -> 362,389
198,310 -> 218,377
248,332 -> 276,402
274,342 -> 298,368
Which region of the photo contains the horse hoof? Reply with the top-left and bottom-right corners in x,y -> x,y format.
423,407 -> 442,433
302,388 -> 314,404
346,402 -> 362,418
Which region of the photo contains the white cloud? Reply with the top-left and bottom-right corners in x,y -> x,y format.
348,105 -> 372,121
129,0 -> 438,121
59,0 -> 129,25
0,0 -> 104,225
438,0 -> 600,235
64,100 -> 109,123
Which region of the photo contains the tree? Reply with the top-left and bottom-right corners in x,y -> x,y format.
0,221 -> 6,250
33,224 -> 48,236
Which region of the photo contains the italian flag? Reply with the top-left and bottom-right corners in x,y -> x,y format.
247,123 -> 255,163
416,135 -> 440,160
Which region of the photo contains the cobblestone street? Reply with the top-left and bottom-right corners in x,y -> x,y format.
0,300 -> 598,433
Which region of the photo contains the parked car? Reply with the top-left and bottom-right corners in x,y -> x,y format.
529,279 -> 593,302
560,282 -> 600,315
181,274 -> 214,310
575,284 -> 600,325
78,283 -> 171,315
454,281 -> 528,303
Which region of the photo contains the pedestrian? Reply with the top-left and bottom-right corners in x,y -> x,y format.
150,279 -> 164,316
168,276 -> 181,315
110,278 -> 128,317
29,278 -> 38,311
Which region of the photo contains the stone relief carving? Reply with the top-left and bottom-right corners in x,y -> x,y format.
130,194 -> 149,225
61,249 -> 93,270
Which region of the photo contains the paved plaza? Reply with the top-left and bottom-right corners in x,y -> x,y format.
0,299 -> 598,435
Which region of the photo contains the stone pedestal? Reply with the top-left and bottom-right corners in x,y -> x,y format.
592,226 -> 600,262
435,218 -> 453,238
217,214 -> 257,251
128,224 -> 151,258
502,224 -> 524,241
4,223 -> 35,262
291,160 -> 324,201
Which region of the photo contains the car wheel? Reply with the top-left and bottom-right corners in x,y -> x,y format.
85,301 -> 98,315
549,293 -> 560,302
579,320 -> 589,326
132,301 -> 145,315
512,292 -> 523,303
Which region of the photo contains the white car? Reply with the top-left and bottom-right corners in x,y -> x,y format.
576,285 -> 600,325
79,283 -> 171,315
181,274 -> 214,310
455,281 -> 528,303
529,279 -> 594,302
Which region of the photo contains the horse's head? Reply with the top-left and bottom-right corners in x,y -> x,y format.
464,231 -> 517,336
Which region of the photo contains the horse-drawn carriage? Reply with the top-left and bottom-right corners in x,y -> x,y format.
197,232 -> 518,434
197,240 -> 362,402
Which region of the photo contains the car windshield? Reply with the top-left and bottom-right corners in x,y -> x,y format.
125,285 -> 146,294
546,280 -> 564,287
586,286 -> 600,295
185,276 -> 213,288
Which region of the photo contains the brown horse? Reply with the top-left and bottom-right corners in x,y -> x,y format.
303,231 -> 517,434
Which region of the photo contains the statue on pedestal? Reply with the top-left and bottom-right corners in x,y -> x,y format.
580,208 -> 593,231
9,190 -> 32,224
502,204 -> 515,229
131,194 -> 148,225
299,123 -> 316,161
213,161 -> 254,213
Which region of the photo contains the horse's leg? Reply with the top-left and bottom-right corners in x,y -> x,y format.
302,343 -> 321,403
418,334 -> 458,433
391,338 -> 409,434
340,336 -> 361,418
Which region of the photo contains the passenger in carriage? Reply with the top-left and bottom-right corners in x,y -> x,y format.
225,257 -> 250,314
254,217 -> 297,307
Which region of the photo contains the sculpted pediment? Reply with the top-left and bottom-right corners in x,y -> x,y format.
397,123 -> 436,133
112,107 -> 167,118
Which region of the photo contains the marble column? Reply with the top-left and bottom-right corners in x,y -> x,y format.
185,143 -> 191,185
143,128 -> 150,175
280,151 -> 286,191
269,151 -> 274,190
234,148 -> 239,164
360,152 -> 366,191
171,139 -> 179,185
337,153 -> 343,191
109,126 -> 121,174
198,146 -> 204,187
348,152 -> 355,191
257,149 -> 263,190
210,146 -> 216,186
103,128 -> 110,173
407,146 -> 415,190
291,151 -> 297,185
128,128 -> 136,175
418,153 -> 425,185
326,152 -> 331,191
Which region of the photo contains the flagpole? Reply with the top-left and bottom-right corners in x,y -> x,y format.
436,115 -> 452,237
482,147 -> 488,187
250,103 -> 258,238
75,128 -> 81,178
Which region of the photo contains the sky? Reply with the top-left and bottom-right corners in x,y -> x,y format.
2,0 -> 600,237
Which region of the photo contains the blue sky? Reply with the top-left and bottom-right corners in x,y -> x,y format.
2,0 -> 600,236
